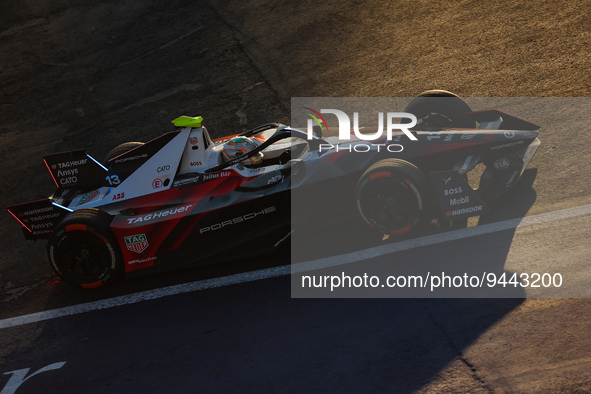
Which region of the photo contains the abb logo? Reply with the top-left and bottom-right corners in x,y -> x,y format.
112,193 -> 125,201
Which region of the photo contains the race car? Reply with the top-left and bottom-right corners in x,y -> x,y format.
7,91 -> 541,288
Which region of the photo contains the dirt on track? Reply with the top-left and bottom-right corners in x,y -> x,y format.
1,0 -> 591,391
212,0 -> 591,99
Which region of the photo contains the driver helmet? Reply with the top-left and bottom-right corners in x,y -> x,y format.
221,136 -> 263,166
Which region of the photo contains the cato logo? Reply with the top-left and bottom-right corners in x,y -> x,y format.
124,233 -> 149,254
303,108 -> 418,141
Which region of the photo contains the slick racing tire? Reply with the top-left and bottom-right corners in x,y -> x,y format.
47,209 -> 123,289
405,90 -> 475,130
104,141 -> 144,164
356,159 -> 430,236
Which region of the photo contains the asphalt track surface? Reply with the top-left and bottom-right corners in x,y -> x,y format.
2,206 -> 591,393
1,0 -> 591,392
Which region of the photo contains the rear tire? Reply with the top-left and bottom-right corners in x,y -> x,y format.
47,209 -> 123,289
356,159 -> 431,236
104,142 -> 144,164
405,90 -> 475,130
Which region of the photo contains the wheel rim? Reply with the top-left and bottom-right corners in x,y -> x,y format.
359,176 -> 421,233
55,230 -> 112,283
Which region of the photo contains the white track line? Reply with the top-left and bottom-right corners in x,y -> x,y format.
1,204 -> 590,330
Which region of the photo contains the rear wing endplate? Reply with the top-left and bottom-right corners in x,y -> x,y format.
7,199 -> 70,240
44,150 -> 107,190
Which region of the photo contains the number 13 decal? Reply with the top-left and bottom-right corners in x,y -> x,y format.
105,175 -> 121,186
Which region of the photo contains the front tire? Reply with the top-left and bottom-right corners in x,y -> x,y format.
47,209 -> 123,289
356,159 -> 431,236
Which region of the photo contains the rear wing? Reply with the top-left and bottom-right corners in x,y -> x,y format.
44,149 -> 107,190
7,150 -> 107,240
7,199 -> 70,240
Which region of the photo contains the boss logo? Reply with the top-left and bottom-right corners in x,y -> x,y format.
444,187 -> 463,196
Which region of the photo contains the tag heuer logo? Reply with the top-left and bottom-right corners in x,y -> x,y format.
124,233 -> 149,254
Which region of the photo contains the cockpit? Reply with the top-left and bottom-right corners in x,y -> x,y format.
177,122 -> 313,176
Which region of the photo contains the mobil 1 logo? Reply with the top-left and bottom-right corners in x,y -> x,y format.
429,170 -> 489,220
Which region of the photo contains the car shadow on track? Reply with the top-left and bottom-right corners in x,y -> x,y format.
275,169 -> 539,390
